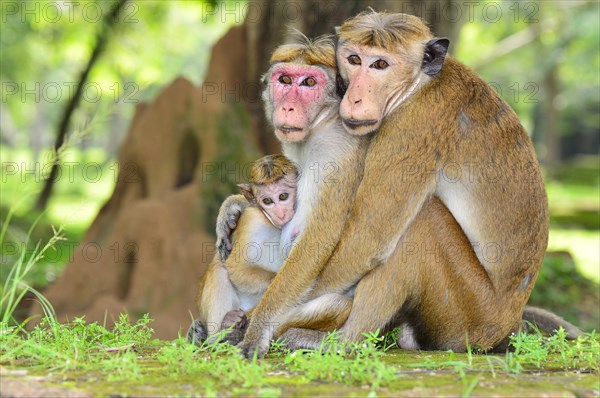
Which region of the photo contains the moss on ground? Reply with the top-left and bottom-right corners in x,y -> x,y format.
2,331 -> 598,397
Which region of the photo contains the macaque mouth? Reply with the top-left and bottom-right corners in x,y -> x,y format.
342,118 -> 379,129
277,126 -> 303,134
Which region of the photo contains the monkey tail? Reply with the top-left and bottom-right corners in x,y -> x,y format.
521,305 -> 584,340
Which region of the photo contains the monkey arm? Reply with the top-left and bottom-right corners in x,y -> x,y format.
313,153 -> 438,296
215,194 -> 249,261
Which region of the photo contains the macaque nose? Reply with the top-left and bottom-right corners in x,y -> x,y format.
346,96 -> 361,110
282,106 -> 294,113
275,208 -> 288,222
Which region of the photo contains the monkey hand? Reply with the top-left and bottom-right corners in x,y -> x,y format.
236,320 -> 272,359
215,194 -> 249,261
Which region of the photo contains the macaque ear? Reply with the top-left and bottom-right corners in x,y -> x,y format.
334,26 -> 341,34
336,74 -> 347,98
237,183 -> 256,204
422,38 -> 450,76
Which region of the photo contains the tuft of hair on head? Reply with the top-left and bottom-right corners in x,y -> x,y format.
338,9 -> 433,48
249,154 -> 299,186
270,32 -> 336,69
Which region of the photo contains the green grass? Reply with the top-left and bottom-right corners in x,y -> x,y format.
1,316 -> 598,397
0,196 -> 61,326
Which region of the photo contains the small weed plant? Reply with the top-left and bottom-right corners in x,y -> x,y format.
509,327 -> 599,371
283,330 -> 396,390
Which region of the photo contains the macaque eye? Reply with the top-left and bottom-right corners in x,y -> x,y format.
347,55 -> 361,65
279,193 -> 289,201
262,198 -> 273,205
278,75 -> 292,85
301,77 -> 316,87
371,59 -> 389,70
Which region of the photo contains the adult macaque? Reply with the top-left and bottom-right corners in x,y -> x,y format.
192,37 -> 367,346
307,10 -> 551,350
193,154 -> 298,344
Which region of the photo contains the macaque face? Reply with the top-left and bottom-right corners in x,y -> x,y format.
266,64 -> 331,143
254,178 -> 297,229
336,41 -> 422,136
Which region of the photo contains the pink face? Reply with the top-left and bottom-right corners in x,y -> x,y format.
268,64 -> 329,142
255,179 -> 297,229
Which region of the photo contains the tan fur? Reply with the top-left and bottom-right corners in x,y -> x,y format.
249,154 -> 298,187
270,35 -> 336,69
198,203 -> 354,344
226,13 -> 562,356
197,208 -> 273,330
338,10 -> 431,48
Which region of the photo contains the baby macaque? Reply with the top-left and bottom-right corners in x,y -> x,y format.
191,154 -> 351,346
194,155 -> 300,344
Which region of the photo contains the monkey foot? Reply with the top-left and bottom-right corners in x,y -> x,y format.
213,309 -> 247,345
237,338 -> 270,359
186,319 -> 207,346
222,309 -> 247,331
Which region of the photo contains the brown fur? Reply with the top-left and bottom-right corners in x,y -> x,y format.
307,11 -> 548,351
196,79 -> 361,345
196,208 -> 274,339
196,206 -> 353,345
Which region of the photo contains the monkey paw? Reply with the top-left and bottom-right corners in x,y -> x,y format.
186,319 -> 207,346
215,195 -> 249,261
222,309 -> 247,331
213,309 -> 246,345
237,338 -> 270,359
237,325 -> 271,359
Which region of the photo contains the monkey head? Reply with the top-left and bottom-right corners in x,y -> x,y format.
262,36 -> 339,143
238,154 -> 299,229
238,179 -> 297,229
336,11 -> 449,135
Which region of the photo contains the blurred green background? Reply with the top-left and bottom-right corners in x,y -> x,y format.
1,0 -> 598,330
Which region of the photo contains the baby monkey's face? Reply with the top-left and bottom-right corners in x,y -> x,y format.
255,178 -> 297,229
